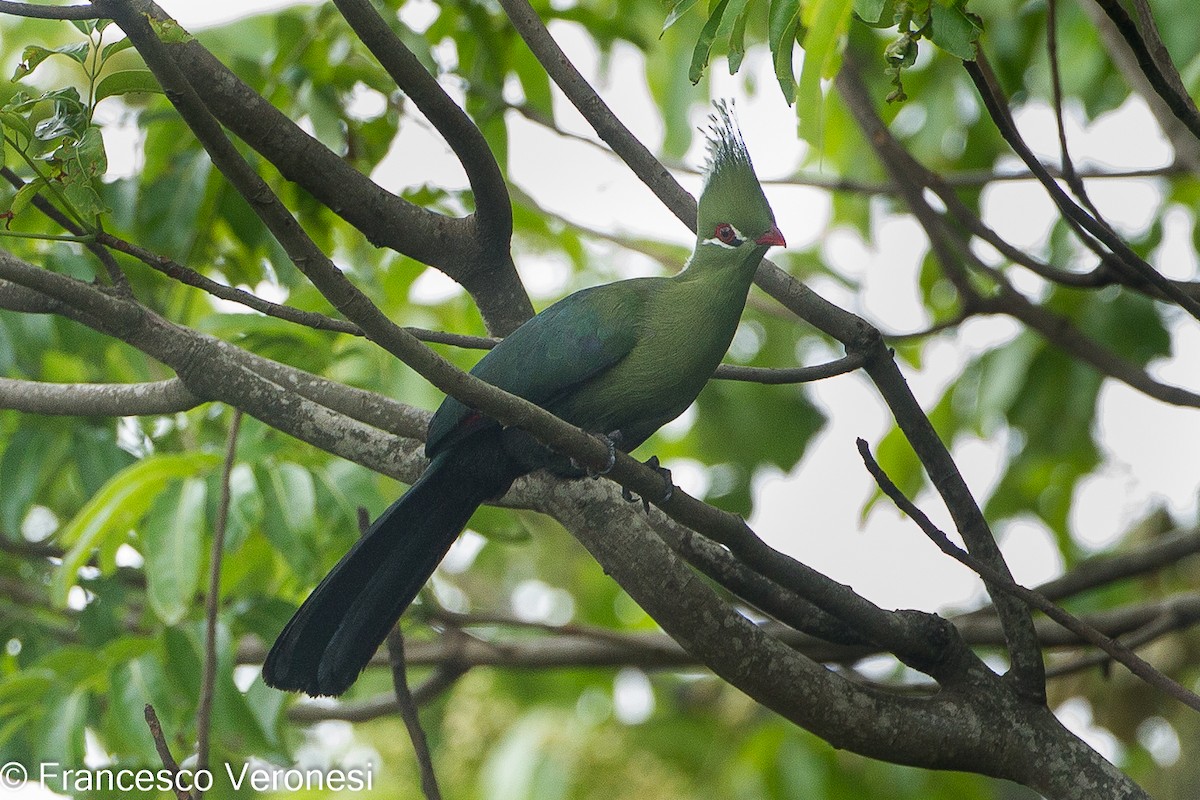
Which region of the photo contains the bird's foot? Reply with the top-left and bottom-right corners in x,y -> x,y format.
573,430 -> 620,478
622,455 -> 674,512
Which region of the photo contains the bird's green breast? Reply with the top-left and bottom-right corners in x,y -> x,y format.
552,266 -> 753,447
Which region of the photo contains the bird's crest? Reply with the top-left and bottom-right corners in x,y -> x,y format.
702,100 -> 755,186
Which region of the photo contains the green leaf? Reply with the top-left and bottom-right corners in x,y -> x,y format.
258,461 -> 317,576
797,0 -> 854,142
968,332 -> 1041,435
0,424 -> 69,532
65,125 -> 108,176
62,177 -> 110,219
853,0 -> 889,25
40,687 -> 88,766
103,654 -> 171,762
101,37 -> 135,61
9,176 -> 48,216
662,0 -> 703,33
928,2 -> 982,61
33,95 -> 88,142
70,17 -> 112,36
142,478 -> 207,625
769,0 -> 802,102
714,0 -> 752,38
94,70 -> 163,103
222,463 -> 263,554
12,42 -> 90,81
689,0 -> 730,84
52,452 -> 220,607
13,46 -> 53,81
727,1 -> 750,73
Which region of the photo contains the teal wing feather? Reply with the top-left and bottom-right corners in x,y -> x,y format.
425,281 -> 649,457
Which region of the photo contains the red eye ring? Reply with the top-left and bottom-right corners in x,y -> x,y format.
715,223 -> 738,244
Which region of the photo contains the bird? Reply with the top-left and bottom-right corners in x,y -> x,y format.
263,102 -> 785,696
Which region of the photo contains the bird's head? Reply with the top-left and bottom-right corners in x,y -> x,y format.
696,102 -> 785,256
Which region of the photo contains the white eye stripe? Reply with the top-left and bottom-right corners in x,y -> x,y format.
702,223 -> 746,248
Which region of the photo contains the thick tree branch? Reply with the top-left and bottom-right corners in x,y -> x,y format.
0,249 -> 426,482
331,0 -> 511,248
0,1 -> 98,19
1089,0 -> 1200,142
1078,0 -> 1200,169
0,376 -> 198,416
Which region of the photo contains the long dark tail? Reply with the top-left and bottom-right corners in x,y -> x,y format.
263,445 -> 512,696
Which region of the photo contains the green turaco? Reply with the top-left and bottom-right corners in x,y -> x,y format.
264,102 -> 785,696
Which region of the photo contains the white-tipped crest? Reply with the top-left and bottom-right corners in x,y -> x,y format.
703,100 -> 755,185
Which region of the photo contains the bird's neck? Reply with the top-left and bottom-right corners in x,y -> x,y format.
673,244 -> 765,294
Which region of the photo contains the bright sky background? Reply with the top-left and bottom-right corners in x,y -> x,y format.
10,1 -> 1200,791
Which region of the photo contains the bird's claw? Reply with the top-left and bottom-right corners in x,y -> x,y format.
622,455 -> 674,512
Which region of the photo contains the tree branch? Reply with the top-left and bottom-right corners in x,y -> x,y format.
833,58 -> 1047,700
0,376 -> 199,416
1,167 -> 128,291
125,0 -> 533,333
385,628 -> 442,800
498,0 -> 697,226
965,53 -> 1200,321
713,354 -> 865,384
144,704 -> 194,800
857,437 -> 1200,713
331,0 -> 511,248
1089,0 -> 1200,142
195,409 -> 241,793
0,1 -> 99,19
1078,0 -> 1200,169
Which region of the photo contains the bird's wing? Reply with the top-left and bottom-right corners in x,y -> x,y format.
425,281 -> 647,457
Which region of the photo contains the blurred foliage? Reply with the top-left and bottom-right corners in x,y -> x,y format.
0,0 -> 1196,798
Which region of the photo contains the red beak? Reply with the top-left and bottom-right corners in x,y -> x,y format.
756,224 -> 786,248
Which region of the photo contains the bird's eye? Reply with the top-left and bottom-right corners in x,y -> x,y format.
714,223 -> 742,245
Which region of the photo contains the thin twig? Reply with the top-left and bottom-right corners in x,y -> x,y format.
144,704 -> 194,800
1044,609 -> 1190,680
196,409 -> 242,790
1,167 -> 129,291
965,53 -> 1200,320
386,628 -> 442,800
97,231 -> 360,335
1046,0 -> 1105,221
856,437 -> 1200,713
498,0 -> 697,227
713,353 -> 865,384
